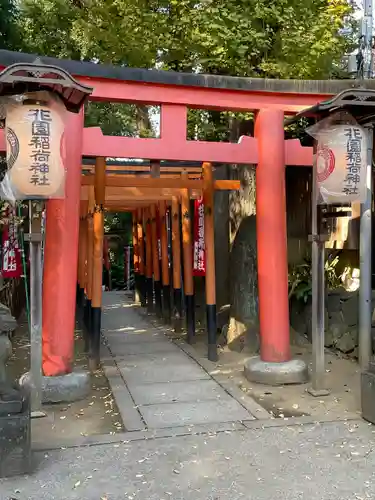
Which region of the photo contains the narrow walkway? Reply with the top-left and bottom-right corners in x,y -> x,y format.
100,291 -> 254,431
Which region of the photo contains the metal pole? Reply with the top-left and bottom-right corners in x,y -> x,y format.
29,201 -> 45,417
359,126 -> 373,371
309,147 -> 330,396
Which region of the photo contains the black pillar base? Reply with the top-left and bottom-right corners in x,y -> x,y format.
134,273 -> 141,303
206,304 -> 218,362
76,283 -> 80,305
173,288 -> 183,334
89,306 -> 101,371
139,275 -> 147,307
154,280 -> 162,318
185,294 -> 196,344
76,287 -> 84,326
162,285 -> 171,324
83,299 -> 91,354
78,287 -> 85,309
146,277 -> 154,313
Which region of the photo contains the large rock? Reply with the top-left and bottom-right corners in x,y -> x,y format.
341,293 -> 358,327
335,328 -> 358,353
290,299 -> 308,337
326,291 -> 342,314
326,311 -> 347,347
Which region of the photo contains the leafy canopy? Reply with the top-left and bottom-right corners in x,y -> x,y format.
18,0 -> 354,79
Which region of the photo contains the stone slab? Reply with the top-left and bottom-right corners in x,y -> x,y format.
102,340 -> 179,357
105,331 -> 167,344
139,398 -> 252,428
115,351 -> 193,366
102,366 -> 145,432
129,379 -> 228,405
116,355 -> 209,385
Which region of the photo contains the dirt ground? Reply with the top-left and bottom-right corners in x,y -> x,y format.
5,319 -> 124,444
185,337 -> 361,420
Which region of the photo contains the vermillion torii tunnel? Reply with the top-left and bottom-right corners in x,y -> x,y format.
1,48 -> 370,386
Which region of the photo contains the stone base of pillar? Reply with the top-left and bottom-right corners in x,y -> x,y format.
19,370 -> 90,404
244,357 -> 308,386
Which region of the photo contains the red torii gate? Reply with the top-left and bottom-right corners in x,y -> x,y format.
0,49 -> 364,383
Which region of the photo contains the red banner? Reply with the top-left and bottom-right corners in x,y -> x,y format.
1,207 -> 22,279
193,198 -> 205,276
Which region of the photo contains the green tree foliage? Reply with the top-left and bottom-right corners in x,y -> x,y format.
17,0 -> 354,79
0,0 -> 21,50
18,0 -> 83,58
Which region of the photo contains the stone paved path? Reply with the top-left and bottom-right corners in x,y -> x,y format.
100,292 -> 253,431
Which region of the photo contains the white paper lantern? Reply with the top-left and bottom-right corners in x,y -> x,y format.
316,124 -> 367,204
5,102 -> 65,199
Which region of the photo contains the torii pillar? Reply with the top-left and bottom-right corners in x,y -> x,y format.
244,109 -> 308,385
41,109 -> 90,398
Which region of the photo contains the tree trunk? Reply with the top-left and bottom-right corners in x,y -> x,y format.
226,118 -> 259,352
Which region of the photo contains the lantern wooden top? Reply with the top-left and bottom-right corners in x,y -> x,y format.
0,62 -> 93,113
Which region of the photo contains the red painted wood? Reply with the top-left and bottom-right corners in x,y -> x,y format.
0,128 -> 313,165
256,109 -> 291,363
285,138 -> 313,166
42,110 -> 84,376
82,127 -> 258,164
79,76 -> 327,113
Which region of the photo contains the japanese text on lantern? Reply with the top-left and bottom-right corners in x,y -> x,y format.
28,108 -> 52,187
193,199 -> 205,276
343,127 -> 363,197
